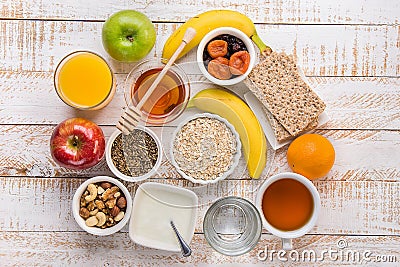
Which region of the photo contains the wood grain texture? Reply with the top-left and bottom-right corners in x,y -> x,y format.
1,21 -> 399,77
1,176 -> 400,235
1,0 -> 399,25
1,1 -> 400,265
0,232 -> 398,266
0,71 -> 399,127
0,124 -> 400,181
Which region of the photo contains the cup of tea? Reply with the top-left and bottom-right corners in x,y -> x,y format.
255,172 -> 321,250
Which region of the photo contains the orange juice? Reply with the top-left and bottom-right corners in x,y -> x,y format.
55,51 -> 115,110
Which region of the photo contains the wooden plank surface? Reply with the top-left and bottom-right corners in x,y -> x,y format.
1,21 -> 399,77
1,176 -> 400,236
1,125 -> 400,180
1,71 -> 399,127
1,0 -> 399,265
1,0 -> 399,25
1,233 -> 399,266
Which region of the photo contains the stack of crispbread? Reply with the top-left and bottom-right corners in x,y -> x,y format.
244,52 -> 325,142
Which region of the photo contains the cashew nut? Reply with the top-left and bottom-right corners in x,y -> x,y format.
85,184 -> 97,202
89,208 -> 98,216
114,211 -> 125,222
95,212 -> 106,227
85,216 -> 98,227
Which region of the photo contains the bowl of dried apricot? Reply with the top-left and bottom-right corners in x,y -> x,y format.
197,27 -> 256,86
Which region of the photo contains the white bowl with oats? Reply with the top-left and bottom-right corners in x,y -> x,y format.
170,113 -> 241,185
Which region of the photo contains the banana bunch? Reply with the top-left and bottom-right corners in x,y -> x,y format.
188,88 -> 267,179
162,10 -> 271,61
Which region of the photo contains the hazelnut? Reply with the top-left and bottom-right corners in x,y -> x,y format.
79,207 -> 90,219
117,197 -> 127,209
100,182 -> 112,189
110,206 -> 120,217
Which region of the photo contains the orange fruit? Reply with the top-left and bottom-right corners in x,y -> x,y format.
287,134 -> 335,180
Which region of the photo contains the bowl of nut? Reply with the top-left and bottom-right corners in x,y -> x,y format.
170,113 -> 241,185
197,27 -> 256,86
72,176 -> 132,236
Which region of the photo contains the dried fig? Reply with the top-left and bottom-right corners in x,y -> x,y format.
207,57 -> 231,80
207,40 -> 228,58
229,51 -> 250,75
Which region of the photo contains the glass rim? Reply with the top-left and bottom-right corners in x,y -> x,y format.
203,196 -> 262,256
54,50 -> 115,110
123,57 -> 191,125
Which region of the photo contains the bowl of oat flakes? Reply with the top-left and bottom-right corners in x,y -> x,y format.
170,113 -> 241,184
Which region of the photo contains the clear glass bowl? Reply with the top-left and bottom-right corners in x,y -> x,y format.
203,196 -> 262,256
124,58 -> 190,125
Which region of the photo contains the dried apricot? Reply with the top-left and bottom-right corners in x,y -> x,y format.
207,40 -> 228,58
229,51 -> 250,75
207,57 -> 231,80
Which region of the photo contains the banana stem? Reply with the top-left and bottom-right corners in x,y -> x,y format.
251,34 -> 273,57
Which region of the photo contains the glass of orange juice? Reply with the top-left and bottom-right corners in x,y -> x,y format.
54,51 -> 116,110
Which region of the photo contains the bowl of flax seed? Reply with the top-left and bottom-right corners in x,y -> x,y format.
170,113 -> 241,185
106,125 -> 162,182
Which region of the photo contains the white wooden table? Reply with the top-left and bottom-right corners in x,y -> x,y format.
1,1 -> 399,266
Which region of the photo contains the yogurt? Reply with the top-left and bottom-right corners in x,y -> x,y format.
129,182 -> 198,251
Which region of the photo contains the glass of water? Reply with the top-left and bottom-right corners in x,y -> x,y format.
203,196 -> 262,256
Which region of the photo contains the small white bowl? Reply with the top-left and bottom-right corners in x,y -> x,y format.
129,182 -> 198,252
197,27 -> 256,86
105,126 -> 162,182
170,113 -> 241,185
72,176 -> 132,236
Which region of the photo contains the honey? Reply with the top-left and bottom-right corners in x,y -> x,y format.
131,68 -> 187,122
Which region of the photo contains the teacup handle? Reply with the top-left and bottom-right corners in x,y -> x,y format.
282,238 -> 292,250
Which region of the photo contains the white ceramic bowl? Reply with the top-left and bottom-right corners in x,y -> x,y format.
255,172 -> 321,239
105,126 -> 162,182
197,27 -> 256,86
170,113 -> 241,185
129,182 -> 198,252
72,176 -> 132,236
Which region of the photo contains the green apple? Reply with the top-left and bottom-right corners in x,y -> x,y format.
102,10 -> 156,62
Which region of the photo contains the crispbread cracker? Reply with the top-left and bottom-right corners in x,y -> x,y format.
245,52 -> 326,136
263,106 -> 318,142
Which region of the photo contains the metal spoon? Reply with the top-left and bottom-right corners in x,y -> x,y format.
170,220 -> 192,257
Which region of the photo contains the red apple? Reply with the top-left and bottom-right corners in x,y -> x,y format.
50,118 -> 105,170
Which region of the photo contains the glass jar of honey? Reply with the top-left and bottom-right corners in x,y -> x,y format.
124,58 -> 190,125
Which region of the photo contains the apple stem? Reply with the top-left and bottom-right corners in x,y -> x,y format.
127,36 -> 134,42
